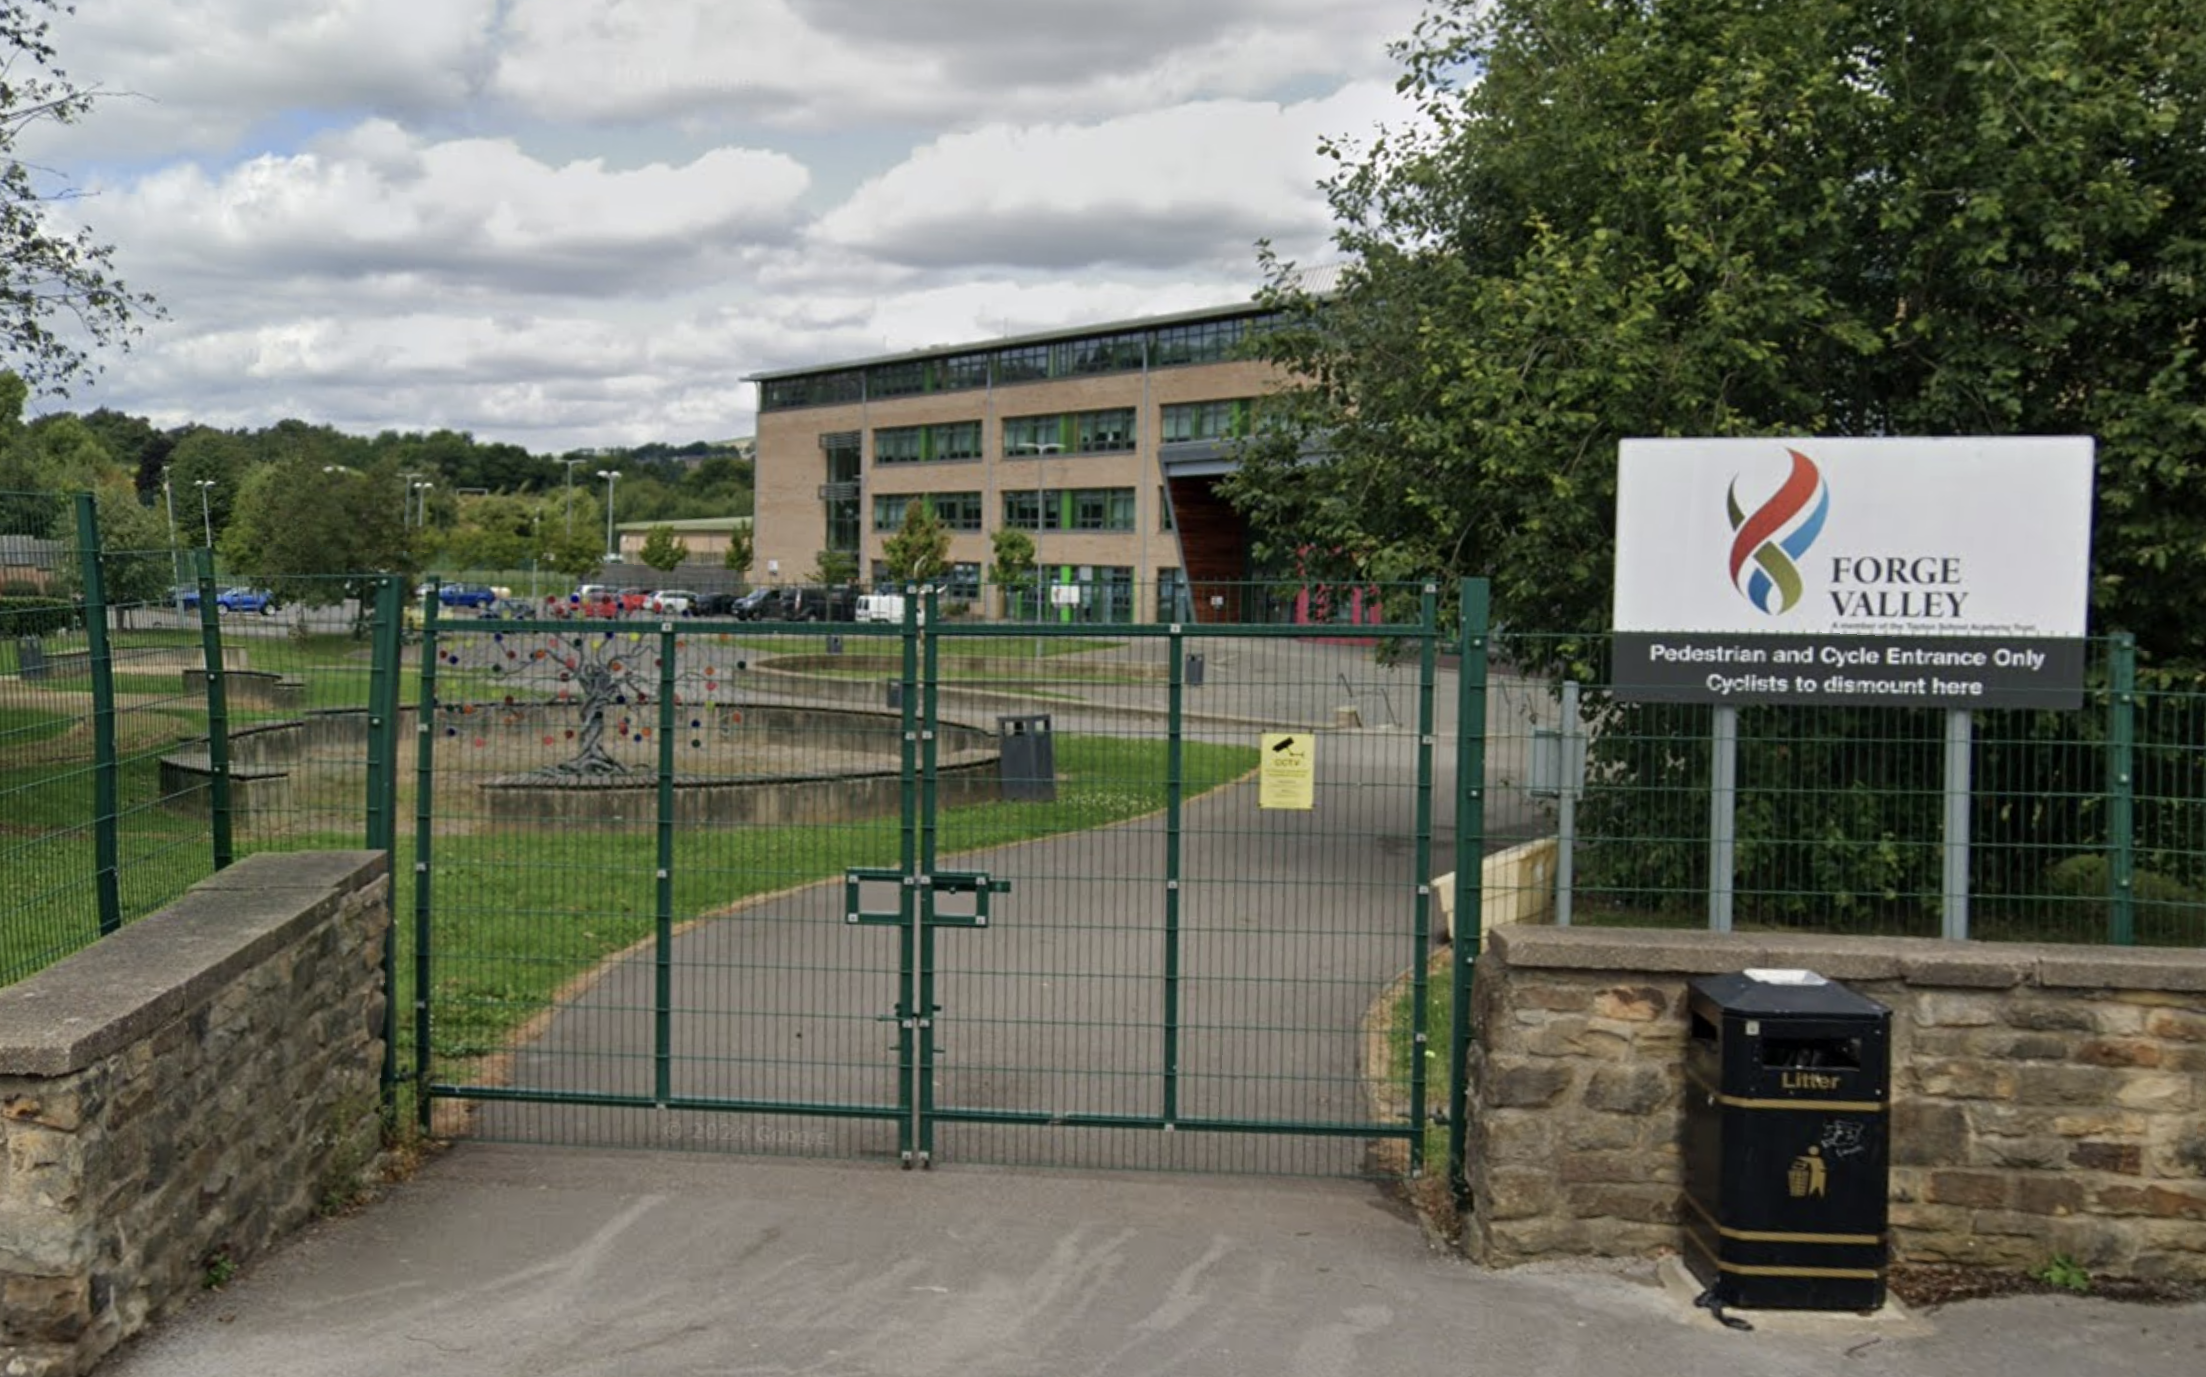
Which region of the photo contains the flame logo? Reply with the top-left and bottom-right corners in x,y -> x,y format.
1727,449 -> 1830,614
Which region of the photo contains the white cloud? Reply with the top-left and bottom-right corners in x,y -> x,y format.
90,121 -> 812,300
492,0 -> 1424,130
811,85 -> 1404,271
24,1 -> 1426,452
45,1 -> 500,157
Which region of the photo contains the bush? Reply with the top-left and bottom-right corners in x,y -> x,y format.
0,594 -> 75,637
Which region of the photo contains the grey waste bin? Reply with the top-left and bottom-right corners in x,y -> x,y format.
16,636 -> 47,682
885,679 -> 903,710
997,714 -> 1056,802
1683,970 -> 1891,1313
1185,652 -> 1205,688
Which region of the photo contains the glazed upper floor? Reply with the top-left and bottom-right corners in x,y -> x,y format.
749,301 -> 1283,413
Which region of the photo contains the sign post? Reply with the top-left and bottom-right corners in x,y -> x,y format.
1612,436 -> 2095,936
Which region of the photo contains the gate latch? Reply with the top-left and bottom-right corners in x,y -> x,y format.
925,871 -> 1010,928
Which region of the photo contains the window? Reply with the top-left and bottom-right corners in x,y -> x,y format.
1156,568 -> 1188,623
874,426 -> 925,465
1069,489 -> 1137,531
1158,485 -> 1175,531
1161,399 -> 1250,444
877,492 -> 980,531
1001,491 -> 1047,532
1002,409 -> 1136,457
760,370 -> 863,410
943,562 -> 982,601
823,432 -> 862,553
874,422 -> 982,465
1149,319 -> 1249,367
874,494 -> 912,529
867,360 -> 929,399
993,344 -> 1049,385
1072,408 -> 1136,453
939,353 -> 990,391
934,492 -> 983,530
1052,332 -> 1144,377
1002,414 -> 1062,456
1005,488 -> 1136,532
933,421 -> 983,461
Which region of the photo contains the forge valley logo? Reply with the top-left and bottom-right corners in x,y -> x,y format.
1726,448 -> 1830,615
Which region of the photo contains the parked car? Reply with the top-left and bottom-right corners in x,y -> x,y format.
216,587 -> 278,614
645,589 -> 697,615
438,583 -> 500,609
854,592 -> 908,624
167,584 -> 203,610
695,590 -> 745,616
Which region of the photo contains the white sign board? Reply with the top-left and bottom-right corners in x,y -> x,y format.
1612,437 -> 2094,707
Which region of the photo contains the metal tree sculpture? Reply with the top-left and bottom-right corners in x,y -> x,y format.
459,626 -> 741,780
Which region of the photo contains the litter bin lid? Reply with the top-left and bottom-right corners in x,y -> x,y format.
1692,971 -> 1889,1020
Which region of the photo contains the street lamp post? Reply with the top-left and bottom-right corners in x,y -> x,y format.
193,479 -> 216,549
411,481 -> 435,528
595,469 -> 620,560
161,467 -> 182,601
1016,442 -> 1062,620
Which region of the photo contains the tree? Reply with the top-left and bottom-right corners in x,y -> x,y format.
1234,0 -> 2206,662
879,497 -> 950,585
1234,0 -> 2206,919
1,1 -> 160,393
222,456 -> 412,628
722,522 -> 753,578
989,526 -> 1036,617
638,523 -> 689,573
810,550 -> 859,586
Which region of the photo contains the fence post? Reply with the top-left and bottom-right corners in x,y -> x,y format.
73,494 -> 122,937
654,621 -> 678,1109
365,575 -> 406,1108
1708,706 -> 1738,932
1408,583 -> 1440,1176
411,585 -> 442,1133
192,547 -> 235,870
2108,633 -> 2137,946
1448,578 -> 1490,1210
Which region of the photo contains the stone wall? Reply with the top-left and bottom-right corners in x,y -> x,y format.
0,852 -> 389,1377
1465,927 -> 2206,1281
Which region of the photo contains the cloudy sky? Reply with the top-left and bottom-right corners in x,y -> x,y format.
24,0 -> 1427,455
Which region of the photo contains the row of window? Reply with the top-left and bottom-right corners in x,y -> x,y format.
759,315 -> 1275,411
873,492 -> 985,531
1001,487 -> 1140,533
872,486 -> 1174,535
869,403 -> 1245,464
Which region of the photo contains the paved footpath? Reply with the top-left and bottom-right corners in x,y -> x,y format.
104,1143 -> 2205,1377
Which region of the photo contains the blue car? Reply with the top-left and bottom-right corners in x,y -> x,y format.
167,584 -> 203,610
438,583 -> 501,609
216,587 -> 278,614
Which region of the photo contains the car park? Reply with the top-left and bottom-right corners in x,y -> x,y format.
216,587 -> 278,614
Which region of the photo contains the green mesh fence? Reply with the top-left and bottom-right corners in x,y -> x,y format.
0,491 -> 402,987
1482,632 -> 2205,947
404,581 -> 1454,1175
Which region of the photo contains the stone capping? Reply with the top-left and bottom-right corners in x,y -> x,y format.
1486,925 -> 2206,992
0,850 -> 388,1075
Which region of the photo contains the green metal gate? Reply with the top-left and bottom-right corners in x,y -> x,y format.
407,582 -> 1481,1176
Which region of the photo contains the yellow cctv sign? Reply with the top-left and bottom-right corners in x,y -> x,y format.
1259,733 -> 1314,810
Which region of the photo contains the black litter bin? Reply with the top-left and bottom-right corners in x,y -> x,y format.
885,679 -> 903,710
1683,970 -> 1892,1312
16,635 -> 47,682
997,714 -> 1056,802
1185,652 -> 1205,688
